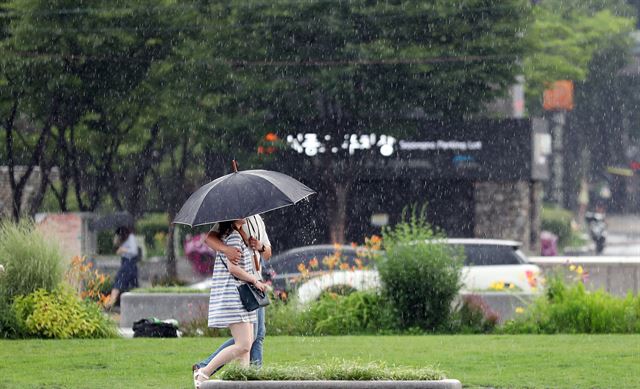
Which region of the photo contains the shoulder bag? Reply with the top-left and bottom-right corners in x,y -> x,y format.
219,258 -> 270,312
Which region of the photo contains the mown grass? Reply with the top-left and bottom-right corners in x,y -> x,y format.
1,335 -> 638,389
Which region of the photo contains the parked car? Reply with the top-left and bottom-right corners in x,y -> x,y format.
267,239 -> 542,304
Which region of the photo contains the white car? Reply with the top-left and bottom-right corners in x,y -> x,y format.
269,239 -> 542,304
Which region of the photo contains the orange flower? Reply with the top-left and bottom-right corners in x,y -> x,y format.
370,235 -> 381,244
297,263 -> 307,273
339,263 -> 350,271
350,242 -> 357,248
355,258 -> 363,269
265,132 -> 279,142
309,257 -> 319,269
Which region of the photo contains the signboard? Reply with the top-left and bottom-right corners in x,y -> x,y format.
543,80 -> 574,111
284,119 -> 549,181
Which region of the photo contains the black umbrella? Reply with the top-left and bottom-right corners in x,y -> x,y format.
89,212 -> 134,232
173,164 -> 315,227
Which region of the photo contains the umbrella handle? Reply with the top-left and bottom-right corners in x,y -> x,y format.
232,160 -> 239,172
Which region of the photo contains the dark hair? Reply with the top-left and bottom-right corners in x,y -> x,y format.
217,221 -> 235,238
115,226 -> 131,243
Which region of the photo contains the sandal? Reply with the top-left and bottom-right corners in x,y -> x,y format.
193,369 -> 209,389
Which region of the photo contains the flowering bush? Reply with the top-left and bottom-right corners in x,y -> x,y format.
502,265 -> 640,334
65,256 -> 112,307
183,233 -> 215,275
12,286 -> 117,339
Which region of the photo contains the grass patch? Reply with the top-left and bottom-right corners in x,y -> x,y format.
219,360 -> 444,381
0,335 -> 638,388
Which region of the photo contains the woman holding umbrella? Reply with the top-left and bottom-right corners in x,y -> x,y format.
193,219 -> 267,387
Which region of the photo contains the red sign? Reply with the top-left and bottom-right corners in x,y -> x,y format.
543,80 -> 574,111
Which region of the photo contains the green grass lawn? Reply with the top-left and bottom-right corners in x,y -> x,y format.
1,335 -> 639,389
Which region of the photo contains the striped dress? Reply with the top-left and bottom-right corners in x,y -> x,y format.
207,231 -> 257,328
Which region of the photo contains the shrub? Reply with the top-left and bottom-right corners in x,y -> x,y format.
12,286 -> 117,339
0,221 -> 64,337
378,205 -> 464,331
65,256 -> 112,307
502,270 -> 640,334
0,221 -> 64,301
137,213 -> 169,256
541,206 -> 574,248
307,291 -> 395,335
448,295 -> 499,334
265,297 -> 314,336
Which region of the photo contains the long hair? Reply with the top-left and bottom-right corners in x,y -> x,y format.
115,226 -> 131,245
217,221 -> 235,238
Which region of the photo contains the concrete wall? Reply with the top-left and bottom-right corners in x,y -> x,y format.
530,256 -> 640,297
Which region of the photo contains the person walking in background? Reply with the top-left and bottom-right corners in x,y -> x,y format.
192,214 -> 272,375
105,226 -> 140,309
192,219 -> 267,388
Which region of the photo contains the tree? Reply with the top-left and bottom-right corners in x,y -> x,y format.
223,0 -> 533,242
523,0 -> 634,113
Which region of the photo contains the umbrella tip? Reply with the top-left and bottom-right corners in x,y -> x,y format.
232,159 -> 239,173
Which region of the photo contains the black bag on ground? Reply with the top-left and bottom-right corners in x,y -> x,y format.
132,319 -> 178,338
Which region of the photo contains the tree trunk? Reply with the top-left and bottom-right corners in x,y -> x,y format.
165,212 -> 178,281
328,180 -> 350,244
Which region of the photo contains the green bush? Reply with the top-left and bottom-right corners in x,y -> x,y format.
265,297 -> 314,336
502,272 -> 640,334
448,295 -> 499,334
12,286 -> 117,339
97,230 -> 115,254
541,206 -> 574,248
306,292 -> 395,335
378,206 -> 464,331
137,213 -> 169,256
0,221 -> 64,337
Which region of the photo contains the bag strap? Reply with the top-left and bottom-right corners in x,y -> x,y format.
236,223 -> 260,273
217,256 -> 242,283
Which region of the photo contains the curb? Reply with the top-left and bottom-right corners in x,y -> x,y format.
201,379 -> 462,388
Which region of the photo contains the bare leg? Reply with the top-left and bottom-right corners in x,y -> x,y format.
106,289 -> 120,308
201,322 -> 253,377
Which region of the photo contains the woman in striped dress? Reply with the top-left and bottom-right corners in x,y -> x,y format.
193,219 -> 267,387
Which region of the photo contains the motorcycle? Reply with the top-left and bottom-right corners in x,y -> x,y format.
585,211 -> 607,254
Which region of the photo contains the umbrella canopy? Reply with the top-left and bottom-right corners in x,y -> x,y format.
89,212 -> 134,232
173,169 -> 315,227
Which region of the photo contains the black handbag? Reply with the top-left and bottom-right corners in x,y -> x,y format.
219,258 -> 270,312
238,282 -> 270,312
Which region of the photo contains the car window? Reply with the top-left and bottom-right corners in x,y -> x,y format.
461,245 -> 523,266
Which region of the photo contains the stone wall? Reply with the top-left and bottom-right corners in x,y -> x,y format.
35,212 -> 97,258
474,181 -> 542,252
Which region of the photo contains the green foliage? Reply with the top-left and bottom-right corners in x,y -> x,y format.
503,272 -> 640,334
0,221 -> 63,303
378,205 -> 464,331
0,221 -> 64,337
306,292 -> 395,335
136,213 -> 169,257
12,286 -> 117,339
265,298 -> 314,336
219,359 -> 444,381
541,205 -> 575,248
448,295 -> 499,334
524,1 -> 635,113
